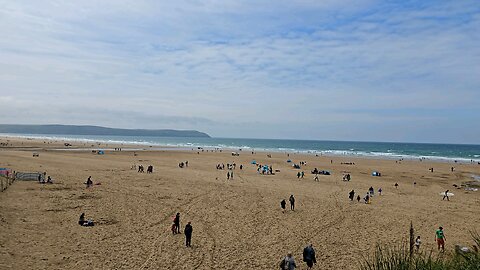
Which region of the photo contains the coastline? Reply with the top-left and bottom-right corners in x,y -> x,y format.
1,133 -> 479,164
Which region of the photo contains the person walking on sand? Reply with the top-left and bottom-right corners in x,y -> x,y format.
378,188 -> 382,195
303,244 -> 317,269
280,199 -> 286,213
231,171 -> 234,179
297,172 -> 301,179
289,195 -> 295,211
435,226 -> 446,252
356,195 -> 361,202
301,171 -> 305,178
184,222 -> 193,247
442,190 -> 450,201
415,236 -> 421,252
227,171 -> 230,180
349,190 -> 355,201
394,183 -> 399,189
174,213 -> 181,234
281,252 -> 297,270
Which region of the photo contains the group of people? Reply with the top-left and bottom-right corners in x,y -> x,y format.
137,165 -> 154,173
348,187 -> 382,204
38,172 -> 53,184
280,195 -> 295,212
280,244 -> 316,269
216,162 -> 239,170
256,163 -> 273,175
171,212 -> 193,247
311,168 -> 330,175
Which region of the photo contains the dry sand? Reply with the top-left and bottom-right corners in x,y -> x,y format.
1,137 -> 479,269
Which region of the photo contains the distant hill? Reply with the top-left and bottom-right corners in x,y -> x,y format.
0,124 -> 210,138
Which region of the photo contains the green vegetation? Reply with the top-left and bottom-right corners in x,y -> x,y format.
361,232 -> 480,270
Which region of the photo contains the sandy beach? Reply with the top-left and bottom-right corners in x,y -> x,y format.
1,136 -> 479,270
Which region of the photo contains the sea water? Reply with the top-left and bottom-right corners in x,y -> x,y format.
2,133 -> 480,163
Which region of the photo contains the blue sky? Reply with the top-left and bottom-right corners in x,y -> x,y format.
1,0 -> 479,143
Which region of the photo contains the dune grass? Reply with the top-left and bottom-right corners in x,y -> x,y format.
361,231 -> 480,270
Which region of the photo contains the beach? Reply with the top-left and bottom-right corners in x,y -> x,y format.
1,137 -> 479,270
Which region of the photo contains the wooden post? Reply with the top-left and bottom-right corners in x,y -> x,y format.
409,221 -> 414,258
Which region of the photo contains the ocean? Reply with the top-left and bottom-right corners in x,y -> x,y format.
3,133 -> 480,163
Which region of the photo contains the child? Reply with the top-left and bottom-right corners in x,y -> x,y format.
415,236 -> 421,252
356,195 -> 361,202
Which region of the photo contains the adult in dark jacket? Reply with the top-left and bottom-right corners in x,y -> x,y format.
289,195 -> 295,211
349,190 -> 355,201
303,244 -> 317,269
174,213 -> 181,234
184,222 -> 193,247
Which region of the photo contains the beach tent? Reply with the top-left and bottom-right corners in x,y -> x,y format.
372,171 -> 381,177
251,160 -> 257,164
97,150 -> 105,155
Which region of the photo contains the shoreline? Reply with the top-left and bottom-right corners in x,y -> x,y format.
1,134 -> 479,164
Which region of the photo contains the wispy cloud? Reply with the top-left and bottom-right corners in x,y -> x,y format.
0,0 -> 479,143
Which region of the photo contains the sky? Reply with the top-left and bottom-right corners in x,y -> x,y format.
0,0 -> 479,144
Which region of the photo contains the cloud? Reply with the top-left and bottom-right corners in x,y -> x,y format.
0,0 -> 479,143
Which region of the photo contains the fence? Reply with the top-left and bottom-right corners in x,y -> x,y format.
0,175 -> 15,192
